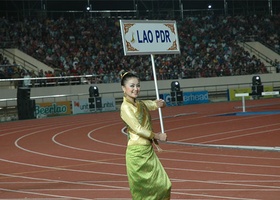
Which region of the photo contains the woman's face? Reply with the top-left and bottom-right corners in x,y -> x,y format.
122,77 -> 140,102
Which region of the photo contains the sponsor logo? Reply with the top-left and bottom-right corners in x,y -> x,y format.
161,91 -> 209,105
73,101 -> 89,110
103,101 -> 114,108
36,103 -> 67,115
184,93 -> 208,102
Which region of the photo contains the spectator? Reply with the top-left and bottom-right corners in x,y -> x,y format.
23,71 -> 31,87
1,13 -> 279,85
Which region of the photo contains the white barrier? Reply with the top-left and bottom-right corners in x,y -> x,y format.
235,91 -> 279,112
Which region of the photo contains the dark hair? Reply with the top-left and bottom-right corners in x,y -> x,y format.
120,72 -> 139,86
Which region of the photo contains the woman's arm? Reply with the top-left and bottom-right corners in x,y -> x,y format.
121,104 -> 155,139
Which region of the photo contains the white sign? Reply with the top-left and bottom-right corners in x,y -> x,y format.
120,20 -> 180,55
71,98 -> 116,115
101,97 -> 116,112
72,100 -> 91,114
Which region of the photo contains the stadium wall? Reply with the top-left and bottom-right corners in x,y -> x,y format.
1,73 -> 280,101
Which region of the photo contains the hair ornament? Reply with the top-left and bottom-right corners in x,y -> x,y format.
121,71 -> 129,80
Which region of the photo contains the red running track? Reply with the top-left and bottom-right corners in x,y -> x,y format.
0,98 -> 280,200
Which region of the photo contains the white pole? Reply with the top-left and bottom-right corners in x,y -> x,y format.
242,96 -> 246,112
150,54 -> 165,133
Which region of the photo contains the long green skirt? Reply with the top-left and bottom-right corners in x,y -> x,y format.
126,144 -> 171,200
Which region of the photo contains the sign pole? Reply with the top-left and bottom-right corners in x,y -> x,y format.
150,54 -> 165,133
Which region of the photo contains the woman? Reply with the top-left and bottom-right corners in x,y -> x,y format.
120,72 -> 172,200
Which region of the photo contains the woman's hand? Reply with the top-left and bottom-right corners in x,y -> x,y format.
154,133 -> 167,142
155,99 -> 166,108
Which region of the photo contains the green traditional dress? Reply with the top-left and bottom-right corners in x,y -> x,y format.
121,97 -> 171,200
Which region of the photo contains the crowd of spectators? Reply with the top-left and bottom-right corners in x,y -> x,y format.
0,13 -> 279,85
0,53 -> 21,80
